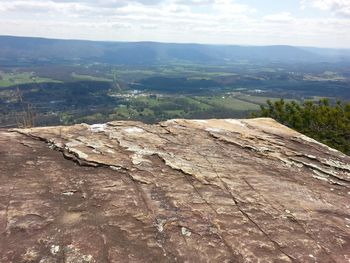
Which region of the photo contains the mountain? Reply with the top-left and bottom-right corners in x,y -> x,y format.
1,35 -> 348,65
1,118 -> 350,262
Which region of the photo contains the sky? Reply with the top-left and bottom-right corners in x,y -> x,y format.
0,0 -> 349,48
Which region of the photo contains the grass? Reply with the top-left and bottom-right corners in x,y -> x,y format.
71,73 -> 113,82
235,95 -> 294,105
183,97 -> 212,111
121,95 -> 266,122
0,72 -> 60,88
195,96 -> 260,111
133,96 -> 162,107
164,110 -> 186,117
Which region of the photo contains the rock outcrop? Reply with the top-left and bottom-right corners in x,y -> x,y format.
0,118 -> 349,263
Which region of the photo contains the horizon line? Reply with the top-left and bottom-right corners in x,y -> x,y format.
1,34 -> 349,50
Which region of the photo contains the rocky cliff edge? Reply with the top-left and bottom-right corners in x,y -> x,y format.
0,118 -> 350,262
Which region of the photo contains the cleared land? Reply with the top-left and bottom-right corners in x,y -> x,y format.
0,72 -> 60,87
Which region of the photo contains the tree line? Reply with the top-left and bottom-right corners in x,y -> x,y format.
253,98 -> 350,155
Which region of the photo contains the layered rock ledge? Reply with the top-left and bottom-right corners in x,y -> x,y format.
0,118 -> 350,262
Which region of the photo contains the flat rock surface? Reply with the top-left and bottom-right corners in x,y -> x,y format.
1,118 -> 350,263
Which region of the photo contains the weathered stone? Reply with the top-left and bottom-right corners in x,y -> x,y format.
0,118 -> 349,262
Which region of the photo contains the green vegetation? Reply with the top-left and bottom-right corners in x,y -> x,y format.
236,95 -> 294,105
195,96 -> 260,111
1,58 -> 350,135
253,99 -> 350,155
0,72 -> 60,87
64,94 -> 264,125
71,73 -> 112,82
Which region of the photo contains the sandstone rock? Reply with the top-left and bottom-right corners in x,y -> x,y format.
0,118 -> 349,262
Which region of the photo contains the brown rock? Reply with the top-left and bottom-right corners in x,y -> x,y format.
0,118 -> 349,262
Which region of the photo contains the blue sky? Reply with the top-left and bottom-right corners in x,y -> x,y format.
0,0 -> 349,48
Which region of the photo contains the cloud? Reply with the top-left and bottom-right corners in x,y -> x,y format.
301,0 -> 350,18
264,12 -> 294,23
213,0 -> 256,15
0,0 -> 349,47
0,0 -> 93,14
40,0 -> 162,5
175,0 -> 214,5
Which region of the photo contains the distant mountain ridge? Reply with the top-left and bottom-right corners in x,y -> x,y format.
0,35 -> 349,65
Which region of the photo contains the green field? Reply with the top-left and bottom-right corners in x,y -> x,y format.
0,72 -> 60,87
235,95 -> 295,105
195,96 -> 261,111
71,73 -> 113,82
1,60 -> 344,128
94,94 -> 265,124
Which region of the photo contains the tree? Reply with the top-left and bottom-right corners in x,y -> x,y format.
253,99 -> 350,155
14,87 -> 35,128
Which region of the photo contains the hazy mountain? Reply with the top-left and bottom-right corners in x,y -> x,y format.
0,35 -> 349,66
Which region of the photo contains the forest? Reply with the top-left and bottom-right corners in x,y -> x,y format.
253,99 -> 350,155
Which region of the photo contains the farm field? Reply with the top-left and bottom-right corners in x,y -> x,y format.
0,71 -> 60,87
0,57 -> 348,128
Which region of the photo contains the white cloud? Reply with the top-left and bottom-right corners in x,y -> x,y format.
264,12 -> 294,23
0,0 -> 94,14
212,0 -> 255,15
301,0 -> 350,17
0,0 -> 349,47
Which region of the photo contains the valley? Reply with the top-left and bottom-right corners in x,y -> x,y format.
0,36 -> 349,127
